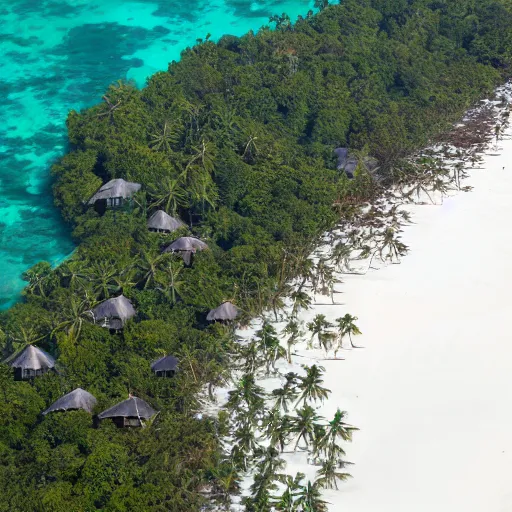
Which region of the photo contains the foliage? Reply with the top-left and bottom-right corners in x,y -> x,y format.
3,0 -> 512,508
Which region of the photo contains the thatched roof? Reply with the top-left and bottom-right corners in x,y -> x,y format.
43,388 -> 97,415
334,147 -> 349,168
88,179 -> 141,204
206,301 -> 239,322
334,148 -> 379,179
151,355 -> 179,372
6,345 -> 55,371
147,210 -> 186,232
163,237 -> 208,253
98,396 -> 157,420
91,295 -> 136,327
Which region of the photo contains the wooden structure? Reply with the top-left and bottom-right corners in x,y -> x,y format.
90,295 -> 136,330
151,354 -> 179,378
43,388 -> 97,415
162,236 -> 208,265
147,210 -> 186,234
88,178 -> 141,210
98,396 -> 157,428
6,345 -> 55,381
334,147 -> 379,179
206,301 -> 239,323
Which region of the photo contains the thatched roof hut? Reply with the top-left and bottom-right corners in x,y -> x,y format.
6,345 -> 55,380
147,210 -> 186,233
206,301 -> 239,322
43,388 -> 97,415
88,178 -> 141,207
151,355 -> 179,378
334,148 -> 380,179
98,396 -> 157,427
163,237 -> 208,265
91,295 -> 136,330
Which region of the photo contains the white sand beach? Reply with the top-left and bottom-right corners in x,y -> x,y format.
297,131 -> 512,510
226,95 -> 512,512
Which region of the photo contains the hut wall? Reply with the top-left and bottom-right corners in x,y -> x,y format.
106,197 -> 123,207
14,367 -> 48,381
155,370 -> 176,378
111,417 -> 143,428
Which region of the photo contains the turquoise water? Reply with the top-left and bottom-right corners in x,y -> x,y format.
0,0 -> 312,308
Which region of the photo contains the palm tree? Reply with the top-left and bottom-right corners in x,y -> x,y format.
86,261 -> 118,300
312,259 -> 338,302
22,261 -> 57,298
266,413 -> 293,453
377,227 -> 408,262
149,177 -> 188,215
296,365 -> 331,406
209,461 -> 241,509
294,481 -> 328,512
156,257 -> 185,304
290,290 -> 312,318
248,447 -> 286,509
291,405 -> 323,450
57,260 -> 89,291
227,374 -> 266,422
7,326 -> 46,354
111,266 -> 136,295
335,314 -> 362,353
231,422 -> 261,471
318,408 -> 358,460
281,320 -> 304,363
330,241 -> 353,273
318,330 -> 336,356
149,121 -> 178,152
271,376 -> 299,413
52,295 -> 93,343
238,340 -> 266,376
306,314 -> 333,349
242,134 -> 259,162
255,323 -> 286,375
272,473 -> 304,511
212,104 -> 240,148
316,456 -> 351,490
136,250 -> 166,289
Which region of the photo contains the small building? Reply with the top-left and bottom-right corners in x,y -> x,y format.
91,295 -> 136,330
6,345 -> 55,381
147,210 -> 186,234
98,396 -> 157,427
88,178 -> 141,210
206,301 -> 239,323
163,236 -> 208,265
334,148 -> 379,179
43,388 -> 97,415
151,354 -> 179,378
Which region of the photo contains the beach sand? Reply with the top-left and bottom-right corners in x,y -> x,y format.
296,136 -> 512,511
226,97 -> 512,512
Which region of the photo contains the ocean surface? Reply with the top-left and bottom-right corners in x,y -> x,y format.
0,0 -> 312,309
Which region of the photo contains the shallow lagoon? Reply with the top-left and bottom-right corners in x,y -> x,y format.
0,0 -> 312,308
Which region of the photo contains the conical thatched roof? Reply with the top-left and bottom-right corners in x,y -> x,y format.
151,354 -> 179,372
147,210 -> 186,232
43,388 -> 97,415
206,301 -> 239,322
98,396 -> 157,420
91,295 -> 136,327
334,148 -> 380,179
6,345 -> 55,371
88,178 -> 141,204
163,237 -> 208,253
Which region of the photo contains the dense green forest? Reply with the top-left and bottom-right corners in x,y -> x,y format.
1,0 -> 512,510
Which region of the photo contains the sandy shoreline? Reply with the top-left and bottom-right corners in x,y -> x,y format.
302,132 -> 512,510
224,92 -> 512,511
